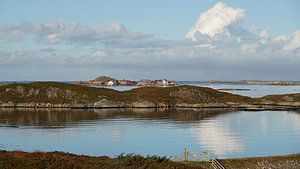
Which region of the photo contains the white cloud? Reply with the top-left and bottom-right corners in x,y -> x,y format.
283,30 -> 300,50
273,35 -> 289,42
0,23 -> 32,41
0,20 -> 153,44
0,2 -> 300,80
186,2 -> 245,40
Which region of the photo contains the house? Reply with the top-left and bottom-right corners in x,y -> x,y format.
107,80 -> 115,86
137,79 -> 153,86
88,76 -> 176,87
117,80 -> 137,86
155,79 -> 176,87
137,79 -> 176,87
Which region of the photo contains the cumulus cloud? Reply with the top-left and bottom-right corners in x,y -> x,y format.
186,2 -> 245,40
0,2 -> 300,81
184,2 -> 300,57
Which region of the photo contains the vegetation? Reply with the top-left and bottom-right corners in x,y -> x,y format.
0,151 -> 204,169
121,85 -> 253,104
0,151 -> 299,169
0,82 -> 253,105
220,154 -> 300,169
259,93 -> 300,103
0,82 -> 299,108
94,76 -> 116,82
0,82 -> 121,104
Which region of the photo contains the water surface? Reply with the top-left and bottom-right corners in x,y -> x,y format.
99,82 -> 300,97
0,108 -> 299,158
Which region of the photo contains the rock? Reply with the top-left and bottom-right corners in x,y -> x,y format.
16,86 -> 25,95
5,88 -> 12,92
34,89 -> 40,95
0,102 -> 15,107
131,100 -> 156,108
260,100 -> 275,105
26,89 -> 35,97
64,90 -> 74,99
47,87 -> 59,98
283,96 -> 294,102
206,103 -> 227,108
94,99 -> 125,108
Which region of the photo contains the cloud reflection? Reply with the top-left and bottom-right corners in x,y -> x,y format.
191,119 -> 244,157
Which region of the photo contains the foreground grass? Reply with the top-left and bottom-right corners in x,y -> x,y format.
0,151 -> 299,169
220,154 -> 300,169
0,151 -> 205,169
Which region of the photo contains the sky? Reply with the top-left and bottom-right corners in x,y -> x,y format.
0,0 -> 300,81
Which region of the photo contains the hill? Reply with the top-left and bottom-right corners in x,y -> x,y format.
0,82 -> 299,109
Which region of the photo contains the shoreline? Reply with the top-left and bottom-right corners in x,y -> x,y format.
0,150 -> 299,169
0,104 -> 299,111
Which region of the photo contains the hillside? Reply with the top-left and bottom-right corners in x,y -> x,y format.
258,93 -> 300,107
0,82 -> 299,109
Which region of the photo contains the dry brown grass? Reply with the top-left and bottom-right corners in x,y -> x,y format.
0,82 -> 254,105
0,151 -> 204,169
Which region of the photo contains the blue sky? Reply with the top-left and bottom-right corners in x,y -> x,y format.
0,0 -> 300,81
1,0 -> 299,39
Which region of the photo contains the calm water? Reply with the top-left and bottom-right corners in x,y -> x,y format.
0,108 -> 299,158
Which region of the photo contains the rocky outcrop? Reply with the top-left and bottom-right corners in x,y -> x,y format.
94,99 -> 125,108
131,100 -> 157,108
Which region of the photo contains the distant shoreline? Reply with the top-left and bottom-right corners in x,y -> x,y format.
2,80 -> 300,86
218,88 -> 251,91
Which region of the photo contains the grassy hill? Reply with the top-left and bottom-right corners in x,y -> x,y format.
0,82 -> 253,105
0,82 -> 299,108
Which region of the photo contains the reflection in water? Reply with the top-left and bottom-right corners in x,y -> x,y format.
0,108 -> 300,158
192,119 -> 244,157
0,108 -> 233,127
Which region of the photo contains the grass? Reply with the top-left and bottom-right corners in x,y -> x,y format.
259,93 -> 300,102
0,82 -> 299,108
219,154 -> 300,169
0,82 -> 121,104
0,151 -> 205,169
0,151 -> 299,169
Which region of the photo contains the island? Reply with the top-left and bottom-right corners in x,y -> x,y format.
0,82 -> 299,110
206,80 -> 300,86
76,76 -> 176,87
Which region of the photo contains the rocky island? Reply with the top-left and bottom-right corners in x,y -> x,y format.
0,82 -> 299,110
